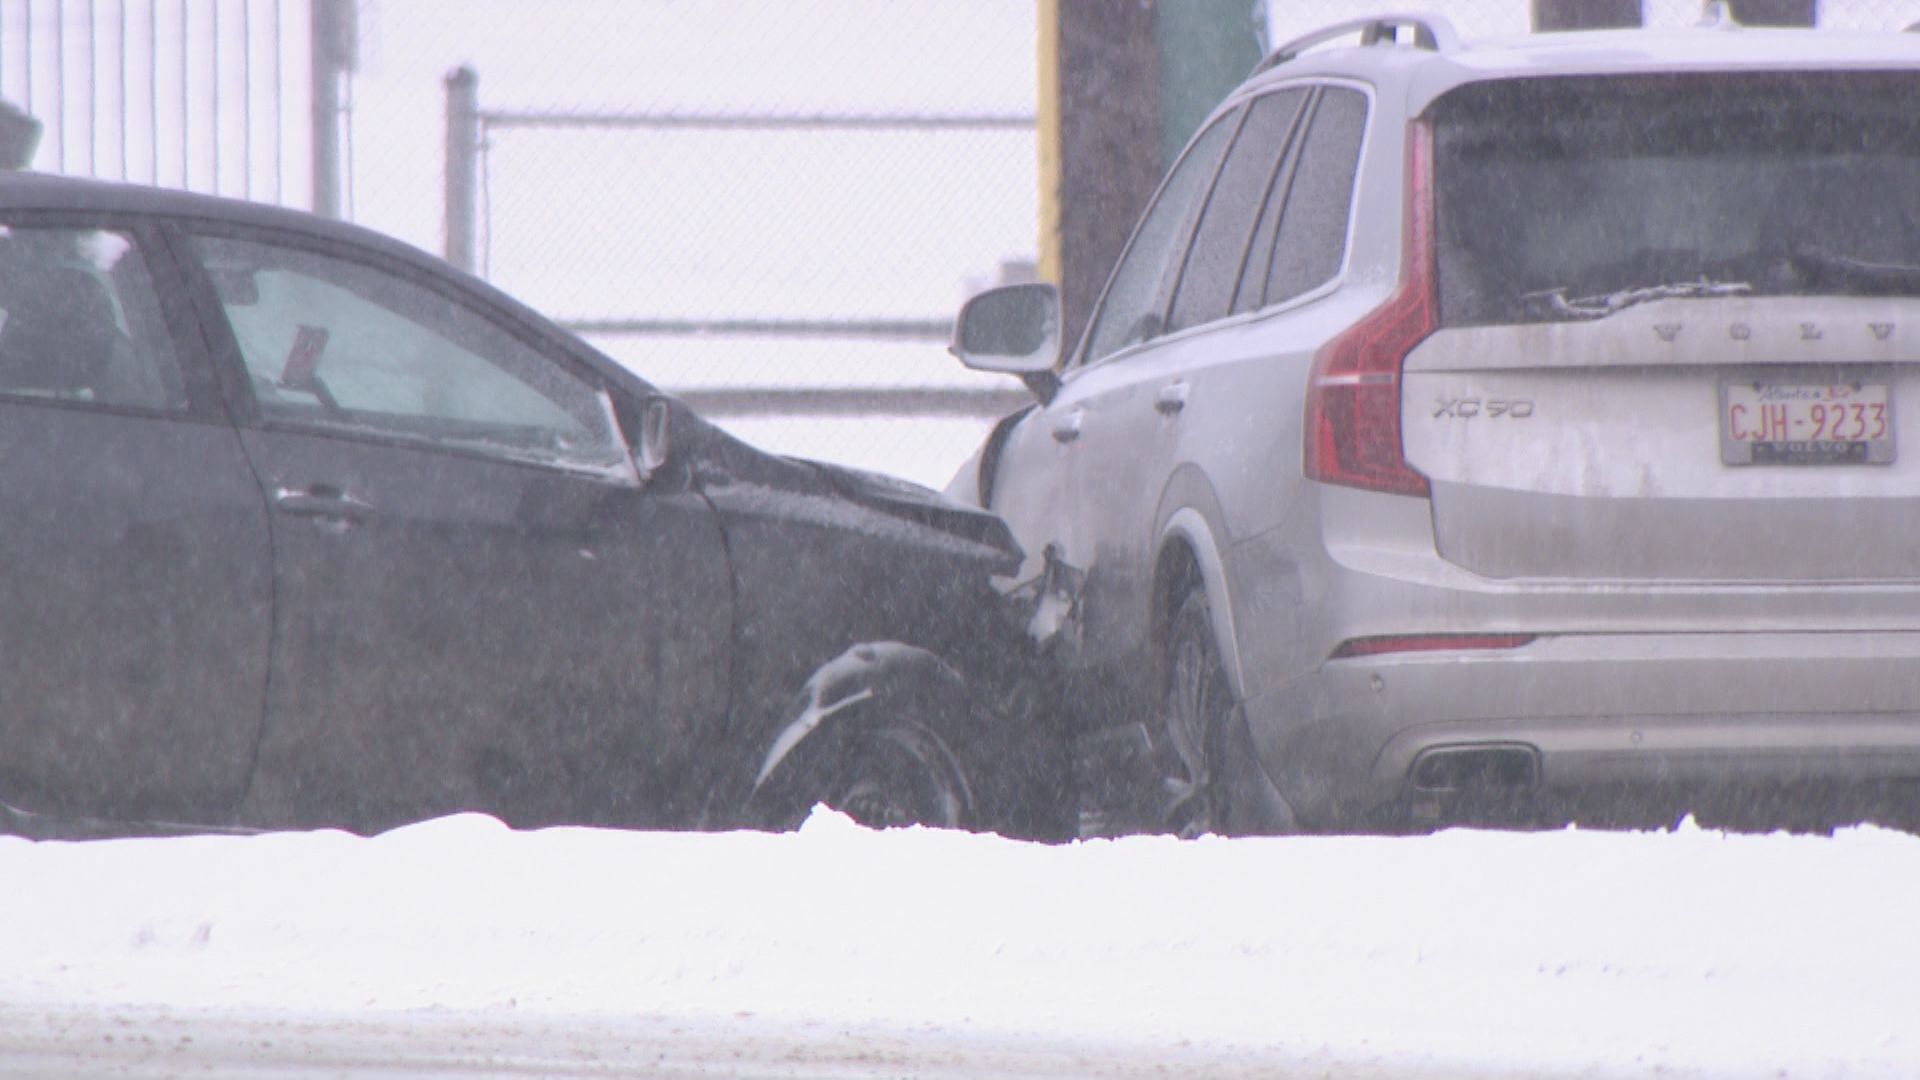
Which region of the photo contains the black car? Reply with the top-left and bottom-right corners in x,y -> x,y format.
0,173 -> 1066,841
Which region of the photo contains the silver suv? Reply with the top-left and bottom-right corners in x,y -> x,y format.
947,11 -> 1920,835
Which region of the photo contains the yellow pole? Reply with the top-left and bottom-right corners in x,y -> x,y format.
1035,0 -> 1062,286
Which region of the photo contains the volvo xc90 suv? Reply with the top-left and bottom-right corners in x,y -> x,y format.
949,10 -> 1920,835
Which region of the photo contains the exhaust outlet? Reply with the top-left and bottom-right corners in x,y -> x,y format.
1410,744 -> 1540,795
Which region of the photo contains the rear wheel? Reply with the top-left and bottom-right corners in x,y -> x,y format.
1160,586 -> 1233,837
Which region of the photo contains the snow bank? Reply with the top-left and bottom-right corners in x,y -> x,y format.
3,809 -> 1915,1076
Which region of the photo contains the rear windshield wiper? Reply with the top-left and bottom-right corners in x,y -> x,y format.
1776,246 -> 1920,290
1521,278 -> 1752,321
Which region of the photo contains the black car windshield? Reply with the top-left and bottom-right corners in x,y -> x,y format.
1433,71 -> 1920,326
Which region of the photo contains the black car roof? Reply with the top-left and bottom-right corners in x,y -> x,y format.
0,171 -> 674,400
0,170 -> 438,266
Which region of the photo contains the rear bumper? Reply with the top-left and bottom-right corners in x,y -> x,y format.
1240,631 -> 1920,830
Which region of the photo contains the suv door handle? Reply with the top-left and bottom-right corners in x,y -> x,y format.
1154,382 -> 1189,415
1051,411 -> 1084,444
273,484 -> 375,523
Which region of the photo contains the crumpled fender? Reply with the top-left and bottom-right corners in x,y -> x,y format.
747,641 -> 976,821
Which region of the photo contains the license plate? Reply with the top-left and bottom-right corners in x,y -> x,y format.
1720,379 -> 1895,465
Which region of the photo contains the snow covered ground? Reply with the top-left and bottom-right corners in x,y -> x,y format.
4,807 -> 1917,1077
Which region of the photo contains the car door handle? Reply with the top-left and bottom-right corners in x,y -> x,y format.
1154,382 -> 1189,415
1052,411 -> 1084,444
273,485 -> 375,522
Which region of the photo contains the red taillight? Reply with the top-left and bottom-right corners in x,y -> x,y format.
1304,120 -> 1436,499
1330,633 -> 1537,660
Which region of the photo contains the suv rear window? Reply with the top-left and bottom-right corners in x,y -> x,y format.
1432,72 -> 1920,327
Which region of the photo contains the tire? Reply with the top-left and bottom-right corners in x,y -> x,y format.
818,723 -> 971,830
1160,585 -> 1235,838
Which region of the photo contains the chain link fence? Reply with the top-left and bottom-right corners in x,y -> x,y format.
465,101 -> 1035,394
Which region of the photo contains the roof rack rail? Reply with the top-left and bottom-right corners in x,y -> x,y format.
1253,13 -> 1460,76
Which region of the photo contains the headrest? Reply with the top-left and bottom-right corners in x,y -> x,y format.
0,265 -> 118,394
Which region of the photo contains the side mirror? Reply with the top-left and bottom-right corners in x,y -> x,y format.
0,101 -> 42,170
604,389 -> 670,486
636,396 -> 672,480
951,282 -> 1061,376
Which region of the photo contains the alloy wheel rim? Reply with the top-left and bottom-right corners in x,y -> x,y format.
1164,620 -> 1217,837
839,775 -> 920,828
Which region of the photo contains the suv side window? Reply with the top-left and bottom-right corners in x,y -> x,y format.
1078,108 -> 1238,366
0,227 -> 188,412
192,234 -> 627,470
1249,86 -> 1368,309
1167,89 -> 1311,333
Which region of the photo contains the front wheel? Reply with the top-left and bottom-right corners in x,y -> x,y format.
822,724 -> 971,830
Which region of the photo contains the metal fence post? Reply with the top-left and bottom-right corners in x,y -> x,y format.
445,66 -> 480,274
309,0 -> 354,218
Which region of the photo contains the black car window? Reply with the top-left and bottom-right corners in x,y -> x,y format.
0,227 -> 188,412
1167,89 -> 1310,333
191,235 -> 626,470
1079,107 -> 1238,366
1256,86 -> 1367,308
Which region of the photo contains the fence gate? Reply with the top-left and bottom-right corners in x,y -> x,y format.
0,0 -> 350,213
439,67 -> 1035,487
